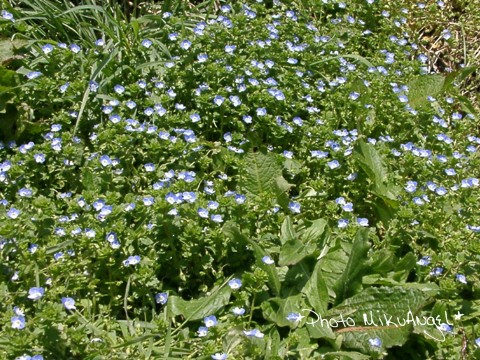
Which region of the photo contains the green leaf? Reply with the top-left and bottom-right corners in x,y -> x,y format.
334,228 -> 370,304
240,150 -> 282,198
261,294 -> 304,327
354,141 -> 387,185
302,259 -> 329,314
279,238 -> 316,266
408,74 -> 445,109
223,222 -> 280,295
280,216 -> 296,245
169,286 -> 231,321
328,286 -> 431,353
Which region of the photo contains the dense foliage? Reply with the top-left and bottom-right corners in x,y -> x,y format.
1,0 -> 479,359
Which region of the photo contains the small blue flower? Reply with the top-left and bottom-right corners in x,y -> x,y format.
89,81 -> 99,92
114,84 -> 125,94
197,326 -> 208,337
211,353 -> 227,360
123,255 -> 141,266
357,218 -> 369,227
28,287 -> 45,300
368,337 -> 382,347
456,274 -> 467,284
42,44 -> 54,54
225,45 -> 236,54
62,297 -> 76,310
416,256 -> 431,266
437,323 -> 453,333
7,208 -> 21,219
327,160 -> 340,169
141,39 -> 152,48
26,71 -> 42,80
155,292 -> 168,305
262,255 -> 275,265
475,338 -> 480,347
1,10 -> 15,22
204,315 -> 217,327
180,39 -> 192,50
70,43 -> 81,53
286,312 -> 303,322
210,214 -> 223,223
289,201 -> 301,213
213,95 -> 225,106
232,307 -> 246,315
243,329 -> 264,338
11,316 -> 25,329
228,278 -> 242,290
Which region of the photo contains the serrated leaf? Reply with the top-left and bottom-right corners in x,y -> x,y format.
261,294 -> 304,327
241,150 -> 282,198
408,74 -> 445,109
354,141 -> 387,184
223,222 -> 280,295
302,260 -> 329,314
280,216 -> 296,245
329,286 -> 431,353
169,286 -> 231,321
334,229 -> 370,304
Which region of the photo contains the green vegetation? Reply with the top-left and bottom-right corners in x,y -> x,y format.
1,0 -> 479,359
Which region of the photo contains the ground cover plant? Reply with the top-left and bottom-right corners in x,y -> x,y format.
1,0 -> 480,358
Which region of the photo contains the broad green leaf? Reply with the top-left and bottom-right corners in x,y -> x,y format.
328,286 -> 431,353
354,141 -> 387,184
169,286 -> 231,321
302,259 -> 329,314
223,222 -> 280,295
319,351 -> 370,360
280,216 -> 296,245
301,218 -> 328,244
261,294 -> 304,327
241,150 -> 282,198
279,238 -> 316,266
408,74 -> 445,109
318,246 -> 349,298
334,228 -> 370,304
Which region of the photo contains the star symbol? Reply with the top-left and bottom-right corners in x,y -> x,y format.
453,311 -> 463,320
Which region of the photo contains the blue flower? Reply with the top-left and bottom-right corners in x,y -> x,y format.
7,207 -> 21,219
243,329 -> 265,338
26,71 -> 42,80
228,278 -> 242,290
357,218 -> 369,227
456,274 -> 467,284
155,292 -> 168,305
262,256 -> 274,265
28,287 -> 45,300
213,95 -> 225,106
204,315 -> 217,327
70,43 -> 81,53
114,84 -> 125,94
210,214 -> 223,223
11,316 -> 25,329
62,297 -> 76,310
211,353 -> 227,360
416,256 -> 431,266
1,10 -> 15,22
232,307 -> 245,315
286,312 -> 303,322
225,45 -> 236,54
123,255 -> 141,266
289,201 -> 301,213
141,39 -> 152,48
42,44 -> 54,54
180,40 -> 192,50
198,208 -> 209,218
327,160 -> 340,169
368,337 -> 382,347
197,326 -> 208,337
